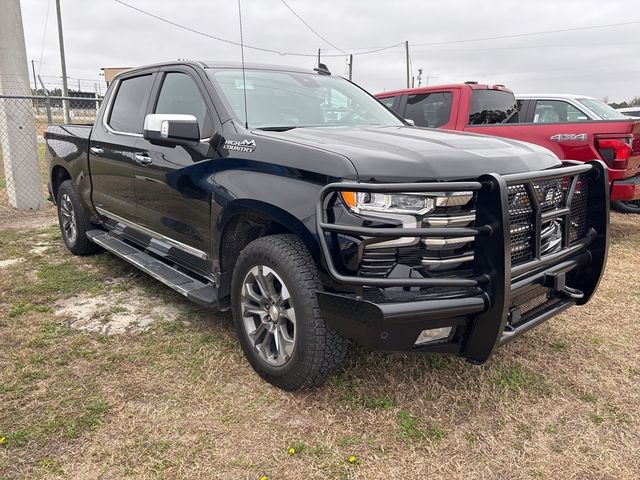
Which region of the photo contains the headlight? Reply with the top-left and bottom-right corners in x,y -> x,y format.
341,191 -> 436,215
341,191 -> 473,215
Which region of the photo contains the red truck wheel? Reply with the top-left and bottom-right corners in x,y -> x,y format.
611,200 -> 640,214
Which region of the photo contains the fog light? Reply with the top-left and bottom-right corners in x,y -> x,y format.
414,327 -> 452,345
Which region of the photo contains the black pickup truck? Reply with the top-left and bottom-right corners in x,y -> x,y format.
46,61 -> 609,390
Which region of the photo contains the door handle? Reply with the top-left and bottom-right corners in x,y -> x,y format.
134,153 -> 153,166
90,146 -> 104,156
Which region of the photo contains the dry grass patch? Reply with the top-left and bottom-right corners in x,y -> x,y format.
0,213 -> 639,479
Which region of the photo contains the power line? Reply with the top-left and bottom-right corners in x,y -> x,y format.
112,0 -> 401,58
37,0 -> 53,76
320,20 -> 640,52
113,0 -> 312,56
410,41 -> 640,53
411,20 -> 640,47
279,0 -> 346,55
112,1 -> 637,63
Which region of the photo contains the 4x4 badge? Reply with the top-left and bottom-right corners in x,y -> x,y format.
550,133 -> 587,142
224,139 -> 256,152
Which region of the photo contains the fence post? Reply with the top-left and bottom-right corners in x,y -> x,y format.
38,75 -> 53,124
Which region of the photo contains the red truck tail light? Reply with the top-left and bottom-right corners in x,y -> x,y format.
596,137 -> 632,169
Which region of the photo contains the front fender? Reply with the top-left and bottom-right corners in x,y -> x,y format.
212,168 -> 325,264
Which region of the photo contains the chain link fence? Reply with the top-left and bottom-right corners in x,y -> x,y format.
0,94 -> 103,211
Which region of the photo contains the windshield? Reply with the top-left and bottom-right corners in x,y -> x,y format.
578,98 -> 627,120
468,89 -> 520,125
207,68 -> 403,129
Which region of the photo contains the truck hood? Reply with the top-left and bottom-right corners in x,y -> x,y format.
256,125 -> 561,182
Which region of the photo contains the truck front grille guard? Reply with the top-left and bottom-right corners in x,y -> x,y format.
316,161 -> 602,289
315,161 -> 609,363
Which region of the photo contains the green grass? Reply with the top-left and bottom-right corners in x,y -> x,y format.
3,392 -> 108,448
492,362 -> 548,396
340,392 -> 398,411
397,410 -> 447,444
589,413 -> 605,425
579,393 -> 598,403
9,302 -> 50,318
549,339 -> 571,352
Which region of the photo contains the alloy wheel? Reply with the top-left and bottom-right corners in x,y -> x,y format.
59,193 -> 78,245
240,265 -> 296,366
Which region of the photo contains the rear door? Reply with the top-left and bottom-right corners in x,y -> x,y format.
133,66 -> 219,266
89,71 -> 156,220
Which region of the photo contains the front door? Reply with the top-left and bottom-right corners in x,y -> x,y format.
133,68 -> 218,265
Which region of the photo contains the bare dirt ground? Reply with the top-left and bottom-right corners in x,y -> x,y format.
0,202 -> 638,479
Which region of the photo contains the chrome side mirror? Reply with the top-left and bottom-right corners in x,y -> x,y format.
405,118 -> 416,126
143,114 -> 200,146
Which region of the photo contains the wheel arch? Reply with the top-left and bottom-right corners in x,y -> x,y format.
216,199 -> 320,304
50,165 -> 72,202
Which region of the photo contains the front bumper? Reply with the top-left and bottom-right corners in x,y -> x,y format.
315,161 -> 609,363
610,175 -> 640,201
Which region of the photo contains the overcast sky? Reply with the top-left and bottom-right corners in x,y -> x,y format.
19,0 -> 640,102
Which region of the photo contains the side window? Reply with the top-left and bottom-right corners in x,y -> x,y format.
108,74 -> 154,134
533,100 -> 588,123
154,72 -> 211,136
405,92 -> 453,128
379,96 -> 398,112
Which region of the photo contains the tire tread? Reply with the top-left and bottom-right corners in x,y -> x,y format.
231,234 -> 348,390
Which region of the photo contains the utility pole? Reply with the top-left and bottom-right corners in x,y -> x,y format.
348,54 -> 353,81
317,48 -> 321,68
0,0 -> 45,210
31,60 -> 38,93
405,41 -> 410,88
31,59 -> 39,113
55,0 -> 70,122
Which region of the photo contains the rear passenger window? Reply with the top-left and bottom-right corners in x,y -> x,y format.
405,92 -> 452,128
468,90 -> 519,124
154,72 -> 211,136
108,74 -> 154,134
533,100 -> 588,123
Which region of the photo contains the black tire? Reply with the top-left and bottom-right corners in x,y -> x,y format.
231,234 -> 348,390
56,180 -> 100,255
611,200 -> 640,214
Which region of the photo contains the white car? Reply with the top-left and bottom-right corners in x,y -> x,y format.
515,93 -> 630,123
616,106 -> 640,119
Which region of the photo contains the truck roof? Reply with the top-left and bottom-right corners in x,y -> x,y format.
515,93 -> 598,100
377,83 -> 513,97
113,60 -> 318,81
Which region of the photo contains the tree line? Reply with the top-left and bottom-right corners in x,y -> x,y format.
608,96 -> 640,109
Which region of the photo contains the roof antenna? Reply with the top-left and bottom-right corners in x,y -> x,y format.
237,0 -> 249,129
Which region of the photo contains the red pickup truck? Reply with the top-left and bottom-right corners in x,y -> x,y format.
375,83 -> 640,212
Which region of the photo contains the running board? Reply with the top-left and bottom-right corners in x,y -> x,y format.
87,230 -> 217,307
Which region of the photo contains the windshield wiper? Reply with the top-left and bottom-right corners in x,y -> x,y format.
255,126 -> 298,132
